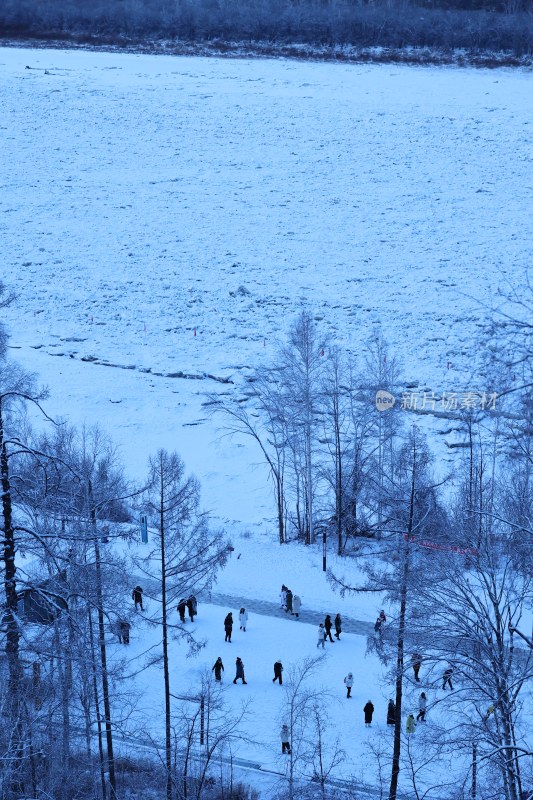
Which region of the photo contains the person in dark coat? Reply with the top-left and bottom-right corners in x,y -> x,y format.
387,699 -> 396,726
186,595 -> 197,621
132,586 -> 144,611
177,598 -> 187,623
442,666 -> 454,690
224,612 -> 233,642
212,657 -> 224,682
374,616 -> 383,635
334,613 -> 342,640
233,657 -> 247,684
411,653 -> 422,682
324,615 -> 335,643
364,700 -> 375,727
118,620 -> 131,644
273,659 -> 283,685
285,589 -> 293,614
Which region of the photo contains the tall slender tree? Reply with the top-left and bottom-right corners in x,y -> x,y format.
142,450 -> 230,800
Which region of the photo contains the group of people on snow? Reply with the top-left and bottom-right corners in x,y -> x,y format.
317,613 -> 342,647
131,586 -> 199,625
223,609 -> 249,641
279,585 -> 302,618
128,583 -> 457,741
212,656 -> 284,686
177,595 -> 198,623
348,646 -> 455,732
364,693 -> 426,732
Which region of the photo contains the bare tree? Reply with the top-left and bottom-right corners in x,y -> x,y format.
0,281 -> 16,361
412,521 -> 532,800
307,700 -> 346,800
172,670 -> 251,800
0,359 -> 49,799
208,374 -> 289,544
16,423 -> 136,800
141,450 -> 230,800
277,309 -> 327,545
329,426 -> 442,800
276,656 -> 326,800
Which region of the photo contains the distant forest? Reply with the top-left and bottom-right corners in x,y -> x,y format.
1,0 -> 532,58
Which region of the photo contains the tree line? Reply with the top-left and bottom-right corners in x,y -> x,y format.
211,301 -> 532,800
0,284 -> 244,800
1,0 -> 532,58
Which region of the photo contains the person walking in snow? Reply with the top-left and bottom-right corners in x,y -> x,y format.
364,701 -> 375,727
239,607 -> 248,631
118,620 -> 131,644
212,657 -> 224,682
411,653 -> 422,683
416,692 -> 427,722
132,586 -> 144,611
224,612 -> 233,642
293,594 -> 302,618
280,585 -> 287,610
186,595 -> 197,622
334,613 -> 342,640
324,615 -> 335,643
316,622 -> 326,649
233,657 -> 247,684
406,714 -> 416,734
285,588 -> 293,614
317,623 -> 326,649
273,659 -> 283,685
442,666 -> 454,690
177,598 -> 187,623
281,724 -> 291,754
387,699 -> 396,726
344,673 -> 353,698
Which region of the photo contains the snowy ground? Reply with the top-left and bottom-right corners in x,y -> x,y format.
2,46 -> 532,797
106,592 -> 456,796
2,47 -> 532,505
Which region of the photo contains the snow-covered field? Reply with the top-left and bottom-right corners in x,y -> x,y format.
2,47 -> 532,506
2,46 -> 532,796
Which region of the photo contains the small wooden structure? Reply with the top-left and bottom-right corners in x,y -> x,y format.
17,571 -> 68,624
